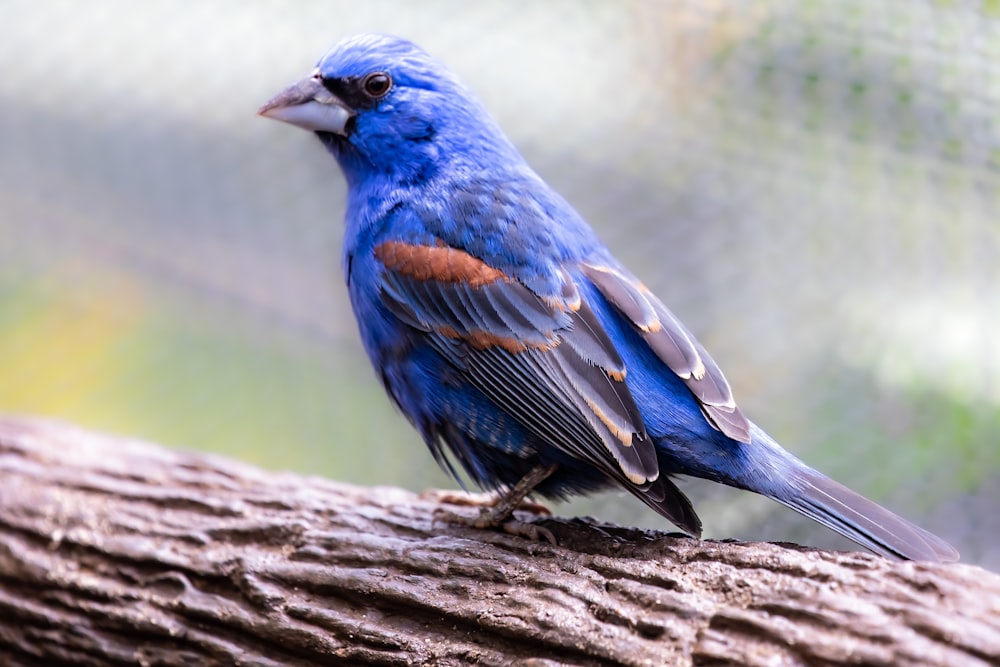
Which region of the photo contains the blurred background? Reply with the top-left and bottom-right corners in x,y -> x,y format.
1,0 -> 997,568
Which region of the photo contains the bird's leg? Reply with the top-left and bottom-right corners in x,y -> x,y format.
433,463 -> 558,543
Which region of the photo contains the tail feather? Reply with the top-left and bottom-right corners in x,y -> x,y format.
778,467 -> 959,562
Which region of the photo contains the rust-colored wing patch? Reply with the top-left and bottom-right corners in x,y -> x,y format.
435,325 -> 551,354
375,241 -> 509,286
375,239 -> 563,355
374,241 -> 659,485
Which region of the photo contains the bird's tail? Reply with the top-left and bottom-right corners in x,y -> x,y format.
726,425 -> 959,562
773,465 -> 959,562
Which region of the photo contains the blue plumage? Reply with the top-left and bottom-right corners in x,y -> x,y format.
260,34 -> 958,561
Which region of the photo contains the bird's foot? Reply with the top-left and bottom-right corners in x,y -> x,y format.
433,506 -> 557,544
422,489 -> 552,516
428,464 -> 558,544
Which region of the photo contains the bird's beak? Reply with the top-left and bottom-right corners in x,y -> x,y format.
258,72 -> 353,135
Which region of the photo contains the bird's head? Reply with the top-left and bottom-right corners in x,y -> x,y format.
259,34 -> 519,186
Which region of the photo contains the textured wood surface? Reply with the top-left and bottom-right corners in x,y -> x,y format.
0,417 -> 996,666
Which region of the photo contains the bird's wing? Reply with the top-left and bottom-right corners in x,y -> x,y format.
580,263 -> 751,443
373,239 -> 660,486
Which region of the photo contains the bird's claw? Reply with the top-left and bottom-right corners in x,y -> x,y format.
499,518 -> 557,544
432,505 -> 557,545
422,488 -> 552,516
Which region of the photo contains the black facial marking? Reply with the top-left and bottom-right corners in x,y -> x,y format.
322,73 -> 392,111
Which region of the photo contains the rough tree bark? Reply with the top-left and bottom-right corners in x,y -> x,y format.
0,417 -> 996,667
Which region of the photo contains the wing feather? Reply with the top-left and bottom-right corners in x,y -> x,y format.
375,240 -> 660,484
581,262 -> 751,443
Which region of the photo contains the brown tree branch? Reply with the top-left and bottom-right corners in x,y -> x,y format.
0,416 -> 996,666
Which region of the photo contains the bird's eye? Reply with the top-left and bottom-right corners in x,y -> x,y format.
362,72 -> 392,99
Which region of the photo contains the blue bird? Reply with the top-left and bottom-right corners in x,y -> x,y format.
260,34 -> 958,562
